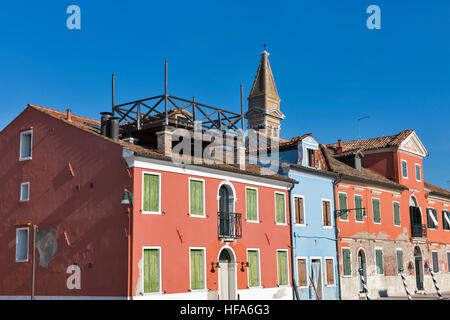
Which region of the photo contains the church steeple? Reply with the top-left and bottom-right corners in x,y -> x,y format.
246,51 -> 285,139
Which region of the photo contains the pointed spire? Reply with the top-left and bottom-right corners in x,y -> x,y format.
248,50 -> 280,101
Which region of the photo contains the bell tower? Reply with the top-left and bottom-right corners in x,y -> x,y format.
245,50 -> 285,139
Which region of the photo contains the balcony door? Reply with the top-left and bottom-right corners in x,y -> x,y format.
219,185 -> 235,237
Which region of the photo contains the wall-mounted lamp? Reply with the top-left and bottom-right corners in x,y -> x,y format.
240,262 -> 249,272
121,188 -> 133,205
210,262 -> 220,273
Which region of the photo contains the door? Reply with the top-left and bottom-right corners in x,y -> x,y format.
218,249 -> 236,300
357,250 -> 367,293
310,259 -> 322,300
414,247 -> 424,290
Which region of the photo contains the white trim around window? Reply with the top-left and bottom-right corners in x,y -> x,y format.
20,182 -> 30,202
393,201 -> 401,227
141,171 -> 162,215
276,249 -> 290,287
293,194 -> 306,227
374,247 -> 384,275
245,187 -> 259,223
246,248 -> 262,288
338,192 -> 349,222
324,256 -> 336,286
395,248 -> 403,274
15,227 -> 29,262
296,256 -> 309,289
274,191 -> 287,226
401,159 -> 408,179
188,177 -> 206,218
141,246 -> 163,295
341,247 -> 352,277
431,250 -> 440,274
372,197 -> 381,225
321,198 -> 333,229
415,163 -> 422,182
189,247 -> 207,291
354,194 -> 364,224
19,130 -> 33,161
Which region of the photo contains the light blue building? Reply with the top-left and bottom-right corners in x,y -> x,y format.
278,134 -> 340,300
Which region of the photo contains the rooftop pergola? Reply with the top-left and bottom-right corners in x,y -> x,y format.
111,61 -> 245,135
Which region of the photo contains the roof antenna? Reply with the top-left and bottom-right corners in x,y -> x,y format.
357,116 -> 370,140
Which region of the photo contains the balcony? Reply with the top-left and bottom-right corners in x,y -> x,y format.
411,224 -> 427,238
218,212 -> 242,240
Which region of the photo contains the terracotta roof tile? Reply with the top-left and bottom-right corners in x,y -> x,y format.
28,104 -> 294,184
424,182 -> 450,199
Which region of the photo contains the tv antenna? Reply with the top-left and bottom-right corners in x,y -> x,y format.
357,116 -> 370,140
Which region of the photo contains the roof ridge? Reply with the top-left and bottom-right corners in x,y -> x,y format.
28,104 -> 100,124
327,129 -> 414,147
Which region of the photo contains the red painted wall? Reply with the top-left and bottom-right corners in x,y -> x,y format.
362,151 -> 397,181
130,166 -> 292,296
0,107 -> 131,297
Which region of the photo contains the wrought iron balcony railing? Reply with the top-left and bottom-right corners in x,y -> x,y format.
218,212 -> 242,240
411,223 -> 427,238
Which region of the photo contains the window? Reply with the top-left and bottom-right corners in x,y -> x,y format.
19,130 -> 33,160
143,248 -> 161,293
355,157 -> 362,171
247,250 -> 260,287
354,195 -> 363,222
427,208 -> 438,229
325,259 -> 335,285
322,200 -> 331,227
393,202 -> 401,226
396,249 -> 403,274
246,188 -> 258,222
442,210 -> 450,231
275,193 -> 286,224
342,248 -> 351,276
307,149 -> 315,167
190,248 -> 205,290
297,258 -> 308,287
432,251 -> 439,273
372,198 -> 381,224
375,249 -> 384,275
16,228 -> 29,262
20,182 -> 30,202
338,193 -> 348,221
415,164 -> 421,181
294,196 -> 305,225
142,173 -> 160,213
277,250 -> 288,286
189,179 -> 204,216
401,160 -> 408,178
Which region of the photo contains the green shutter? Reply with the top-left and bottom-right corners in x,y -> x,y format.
248,251 -> 259,287
373,198 -> 381,223
396,250 -> 403,273
143,249 -> 160,293
355,195 -> 363,222
339,193 -> 348,220
277,251 -> 288,285
275,193 -> 286,224
190,249 -> 204,290
393,202 -> 400,226
246,189 -> 257,221
143,174 -> 159,212
376,249 -> 384,274
342,248 -> 351,276
190,180 -> 204,216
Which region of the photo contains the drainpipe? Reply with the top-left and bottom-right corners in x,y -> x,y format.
333,174 -> 343,300
287,180 -> 300,300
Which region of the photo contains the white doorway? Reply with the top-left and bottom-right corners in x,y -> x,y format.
218,248 -> 237,300
310,258 -> 323,300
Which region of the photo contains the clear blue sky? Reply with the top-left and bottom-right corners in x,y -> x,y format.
0,1 -> 449,188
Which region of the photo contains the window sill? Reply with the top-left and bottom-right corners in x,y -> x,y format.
141,211 -> 162,215
189,214 -> 206,218
19,157 -> 32,162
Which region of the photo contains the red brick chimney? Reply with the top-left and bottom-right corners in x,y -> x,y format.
336,139 -> 345,153
66,109 -> 72,122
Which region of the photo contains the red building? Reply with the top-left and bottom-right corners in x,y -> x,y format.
0,104 -> 295,300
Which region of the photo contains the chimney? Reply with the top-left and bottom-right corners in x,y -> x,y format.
66,109 -> 72,122
156,129 -> 173,157
108,117 -> 119,140
100,112 -> 113,136
336,139 -> 345,153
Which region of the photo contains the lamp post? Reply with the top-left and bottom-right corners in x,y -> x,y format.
122,188 -> 133,299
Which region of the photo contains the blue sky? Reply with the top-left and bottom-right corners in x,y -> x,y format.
0,1 -> 449,188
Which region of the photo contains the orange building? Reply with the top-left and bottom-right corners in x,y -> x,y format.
325,130 -> 450,299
